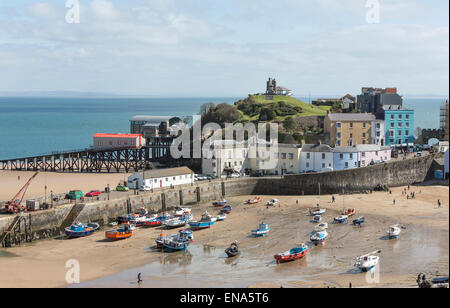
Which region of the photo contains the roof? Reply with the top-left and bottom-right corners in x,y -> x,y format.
381,105 -> 412,111
130,116 -> 175,123
327,113 -> 375,122
136,167 -> 194,179
302,144 -> 333,152
94,133 -> 143,138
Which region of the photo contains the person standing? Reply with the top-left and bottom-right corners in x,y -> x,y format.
393,199 -> 396,205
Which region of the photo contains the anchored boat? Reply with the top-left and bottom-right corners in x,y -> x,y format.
355,250 -> 381,272
310,208 -> 326,216
251,223 -> 270,237
188,212 -> 217,230
173,207 -> 191,217
220,205 -> 232,214
334,215 -> 348,224
310,229 -> 328,245
274,243 -> 308,263
105,226 -> 133,241
163,213 -> 193,229
313,215 -> 322,223
213,199 -> 227,207
314,222 -> 328,231
163,229 -> 194,252
225,241 -> 240,258
387,225 -> 401,239
246,197 -> 261,204
352,216 -> 365,226
216,214 -> 227,221
341,208 -> 356,217
144,212 -> 171,227
65,221 -> 100,238
266,199 -> 279,206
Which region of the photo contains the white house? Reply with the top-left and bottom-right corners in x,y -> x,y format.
371,120 -> 386,146
127,167 -> 194,190
201,140 -> 249,177
300,144 -> 334,173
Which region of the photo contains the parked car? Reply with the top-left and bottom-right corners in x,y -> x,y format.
228,173 -> 241,178
86,190 -> 101,197
116,185 -> 129,192
140,185 -> 151,191
66,190 -> 83,200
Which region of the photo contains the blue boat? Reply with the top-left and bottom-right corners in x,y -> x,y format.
189,212 -> 217,230
163,230 -> 194,252
251,223 -> 270,237
65,221 -> 100,238
310,230 -> 328,245
213,199 -> 227,207
220,205 -> 232,214
334,215 -> 348,224
353,216 -> 365,226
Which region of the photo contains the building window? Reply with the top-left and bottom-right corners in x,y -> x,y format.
362,133 -> 366,138
363,140 -> 366,144
376,123 -> 380,129
322,153 -> 326,159
282,153 -> 287,159
398,122 -> 402,128
349,122 -> 353,128
212,162 -> 216,168
345,162 -> 349,168
307,153 -> 310,159
399,115 -> 402,120
391,123 -> 394,128
340,154 -> 343,159
405,130 -> 409,136
337,122 -> 342,128
406,115 -> 409,120
350,153 -> 353,159
391,115 -> 394,120
398,130 -> 402,136
306,162 -> 310,168
363,123 -> 366,128
337,140 -> 341,146
361,161 -> 366,166
377,132 -> 380,137
390,139 -> 394,144
362,152 -> 366,157
289,153 -> 294,160
322,163 -> 325,168
337,132 -> 341,139
389,130 -> 394,137
406,122 -> 409,128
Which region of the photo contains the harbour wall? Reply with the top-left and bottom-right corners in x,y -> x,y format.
0,153 -> 442,246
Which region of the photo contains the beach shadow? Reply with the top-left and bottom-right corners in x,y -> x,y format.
344,268 -> 365,275
379,235 -> 398,241
96,238 -> 111,243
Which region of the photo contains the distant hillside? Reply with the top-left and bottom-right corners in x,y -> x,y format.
234,95 -> 331,122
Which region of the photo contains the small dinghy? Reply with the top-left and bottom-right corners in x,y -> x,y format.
118,207 -> 149,224
121,222 -> 136,230
65,221 -> 100,238
313,215 -> 322,223
310,208 -> 326,216
355,250 -> 381,272
251,223 -> 270,237
266,199 -> 279,206
314,222 -> 328,231
173,206 -> 191,217
246,197 -> 261,204
387,225 -> 401,239
225,241 -> 240,257
274,243 -> 308,263
163,229 -> 194,252
352,216 -> 365,226
334,215 -> 348,224
310,229 -> 328,245
220,205 -> 232,214
341,208 -> 356,217
189,211 -> 217,230
105,225 -> 133,241
213,199 -> 227,207
216,214 -> 227,221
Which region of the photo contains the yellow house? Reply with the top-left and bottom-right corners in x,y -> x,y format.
325,113 -> 375,147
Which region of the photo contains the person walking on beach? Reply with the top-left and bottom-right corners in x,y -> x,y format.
332,196 -> 335,203
296,200 -> 298,206
137,273 -> 142,284
393,199 -> 396,205
438,200 -> 441,208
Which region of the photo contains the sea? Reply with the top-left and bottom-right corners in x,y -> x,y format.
0,96 -> 446,160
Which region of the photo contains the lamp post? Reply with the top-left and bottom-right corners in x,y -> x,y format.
107,184 -> 110,200
51,190 -> 53,208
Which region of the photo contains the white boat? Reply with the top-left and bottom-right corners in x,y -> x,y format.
267,199 -> 279,206
310,230 -> 328,244
334,215 -> 348,224
216,214 -> 227,221
355,250 -> 381,272
314,222 -> 328,231
173,207 -> 191,217
387,225 -> 401,239
163,213 -> 193,229
313,215 -> 322,223
310,208 -> 326,216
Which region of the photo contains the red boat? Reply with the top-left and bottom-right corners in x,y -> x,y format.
246,197 -> 261,204
274,243 -> 308,263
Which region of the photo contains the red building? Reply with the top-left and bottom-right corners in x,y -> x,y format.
93,133 -> 145,150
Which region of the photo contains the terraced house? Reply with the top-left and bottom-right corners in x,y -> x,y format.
324,113 -> 376,147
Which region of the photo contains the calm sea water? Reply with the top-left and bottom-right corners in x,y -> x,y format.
0,96 -> 446,160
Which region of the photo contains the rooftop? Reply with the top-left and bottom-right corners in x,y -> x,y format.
302,144 -> 333,152
138,167 -> 194,179
327,113 -> 376,122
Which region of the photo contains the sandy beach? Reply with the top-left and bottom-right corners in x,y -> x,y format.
0,183 -> 448,288
0,170 -> 132,202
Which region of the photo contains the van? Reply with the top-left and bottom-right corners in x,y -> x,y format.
66,190 -> 83,200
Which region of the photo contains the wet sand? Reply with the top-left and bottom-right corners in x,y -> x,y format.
0,184 -> 448,288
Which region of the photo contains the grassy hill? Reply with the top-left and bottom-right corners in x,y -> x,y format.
234,95 -> 331,122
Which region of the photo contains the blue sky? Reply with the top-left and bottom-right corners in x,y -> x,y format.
0,0 -> 448,97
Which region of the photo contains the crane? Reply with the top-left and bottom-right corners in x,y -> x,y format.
5,170 -> 40,214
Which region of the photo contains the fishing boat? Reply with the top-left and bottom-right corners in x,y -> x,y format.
355,250 -> 381,272
121,222 -> 136,230
216,214 -> 227,221
163,229 -> 194,252
144,212 -> 171,227
266,199 -> 279,206
309,208 -> 326,216
314,222 -> 328,231
220,205 -> 232,214
213,199 -> 227,207
251,223 -> 270,237
65,221 -> 100,238
225,241 -> 240,257
310,229 -> 328,245
163,213 -> 193,229
118,207 -> 151,224
246,197 -> 261,204
313,215 -> 322,223
352,216 -> 365,226
387,225 -> 401,239
188,212 -> 217,230
334,215 -> 348,224
173,206 -> 191,217
341,208 -> 356,217
105,225 -> 133,241
274,243 -> 308,263
155,233 -> 167,248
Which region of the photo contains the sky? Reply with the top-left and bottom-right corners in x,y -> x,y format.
0,0 -> 448,97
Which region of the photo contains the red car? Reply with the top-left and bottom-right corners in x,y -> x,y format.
86,190 -> 101,197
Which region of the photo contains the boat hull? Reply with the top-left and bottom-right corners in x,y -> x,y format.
189,221 -> 216,230
274,250 -> 308,263
251,230 -> 269,237
105,230 -> 133,241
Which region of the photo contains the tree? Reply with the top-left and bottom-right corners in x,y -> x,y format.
199,102 -> 215,116
283,116 -> 296,133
